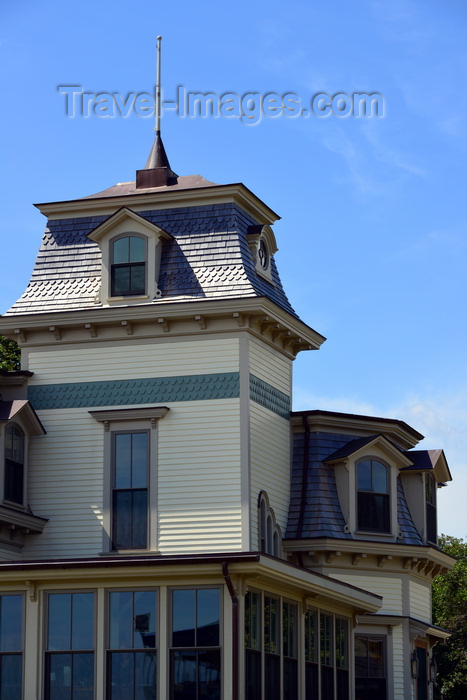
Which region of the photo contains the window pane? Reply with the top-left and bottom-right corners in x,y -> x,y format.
265,654 -> 280,700
335,618 -> 348,669
245,650 -> 261,700
113,491 -> 132,549
134,650 -> 157,699
264,597 -> 278,654
131,433 -> 148,489
129,237 -> 145,262
320,614 -> 332,667
113,238 -> 129,264
5,425 -> 23,463
132,490 -> 148,548
355,636 -> 368,677
0,595 -> 23,651
71,593 -> 94,650
197,589 -> 220,647
48,652 -> 72,700
171,650 -> 196,700
129,264 -> 146,294
245,592 -> 260,651
305,609 -> 316,663
48,594 -> 71,651
134,591 -> 157,649
173,590 -> 195,647
72,653 -> 94,699
372,462 -> 388,493
115,434 -> 131,489
283,602 -> 297,658
4,460 -> 24,504
112,267 -> 131,295
0,654 -> 22,700
109,591 -> 133,649
368,638 -> 385,677
357,461 -> 371,490
198,650 -> 220,699
109,651 -> 133,699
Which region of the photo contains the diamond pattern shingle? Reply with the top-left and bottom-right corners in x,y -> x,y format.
5,203 -> 297,317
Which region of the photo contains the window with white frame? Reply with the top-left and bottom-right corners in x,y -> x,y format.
170,587 -> 221,700
304,608 -> 349,700
107,589 -> 158,700
44,591 -> 95,700
0,593 -> 23,700
110,234 -> 147,297
244,590 -> 298,700
89,407 -> 168,553
356,459 -> 390,533
354,634 -> 387,700
4,423 -> 24,505
258,491 -> 281,557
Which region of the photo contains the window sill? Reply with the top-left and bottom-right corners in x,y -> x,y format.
99,550 -> 161,557
106,294 -> 150,303
355,530 -> 395,539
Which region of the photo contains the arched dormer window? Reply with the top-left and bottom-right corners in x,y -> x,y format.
357,459 -> 390,533
4,423 -> 24,505
111,234 -> 146,297
258,491 -> 281,557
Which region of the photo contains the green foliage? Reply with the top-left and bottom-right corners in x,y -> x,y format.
432,535 -> 467,700
0,335 -> 21,371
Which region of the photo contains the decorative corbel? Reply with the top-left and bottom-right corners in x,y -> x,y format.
157,318 -> 169,333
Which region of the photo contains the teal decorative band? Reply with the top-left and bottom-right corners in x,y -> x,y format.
28,372 -> 240,410
249,375 -> 291,419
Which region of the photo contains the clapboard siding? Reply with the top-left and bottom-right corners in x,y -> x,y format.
250,401 -> 291,548
392,624 -> 405,700
22,409 -> 103,559
409,580 -> 431,622
157,399 -> 243,554
26,338 -> 240,383
330,573 -> 403,614
248,339 -> 292,396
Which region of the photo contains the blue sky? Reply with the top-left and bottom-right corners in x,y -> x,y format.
1,0 -> 466,538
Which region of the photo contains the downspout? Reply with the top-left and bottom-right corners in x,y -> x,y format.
222,561 -> 239,700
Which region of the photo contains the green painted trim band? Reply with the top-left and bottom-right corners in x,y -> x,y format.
249,374 -> 291,419
28,373 -> 240,410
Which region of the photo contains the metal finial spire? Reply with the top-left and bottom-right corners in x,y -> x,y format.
136,35 -> 178,188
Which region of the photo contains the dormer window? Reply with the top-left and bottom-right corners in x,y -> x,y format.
247,224 -> 278,284
357,459 -> 390,533
258,491 -> 281,557
111,235 -> 146,296
4,423 -> 24,504
87,207 -> 172,306
425,473 -> 437,544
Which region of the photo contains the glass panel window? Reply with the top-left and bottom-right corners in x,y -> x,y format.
426,473 -> 437,544
112,432 -> 148,550
170,589 -> 220,700
355,635 -> 387,700
304,609 -> 318,700
0,594 -> 23,700
357,459 -> 390,532
45,592 -> 95,700
264,596 -> 280,700
245,592 -> 261,700
4,424 -> 24,504
283,602 -> 298,700
107,590 -> 157,700
111,236 -> 146,296
335,619 -> 349,700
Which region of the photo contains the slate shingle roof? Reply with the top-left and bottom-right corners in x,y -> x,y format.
5,183 -> 297,317
286,429 -> 423,545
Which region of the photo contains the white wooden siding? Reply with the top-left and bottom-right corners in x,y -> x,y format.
21,409 -> 103,559
249,401 -> 291,548
330,573 -> 403,614
26,338 -> 240,383
248,339 -> 292,396
409,580 -> 431,622
392,624 -> 405,700
158,399 -> 242,553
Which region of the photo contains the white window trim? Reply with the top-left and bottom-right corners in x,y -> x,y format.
90,406 -> 169,553
87,207 -> 172,306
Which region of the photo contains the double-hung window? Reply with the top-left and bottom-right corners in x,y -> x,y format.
112,431 -> 149,550
0,593 -> 23,700
107,590 -> 157,700
357,459 -> 390,532
4,424 -> 24,505
44,592 -> 95,700
170,588 -> 221,700
111,235 -> 146,297
355,635 -> 387,700
244,591 -> 298,700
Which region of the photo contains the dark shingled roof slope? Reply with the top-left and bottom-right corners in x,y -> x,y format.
5,192 -> 297,317
286,429 -> 422,545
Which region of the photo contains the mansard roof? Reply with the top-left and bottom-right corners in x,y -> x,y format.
4,176 -> 298,319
